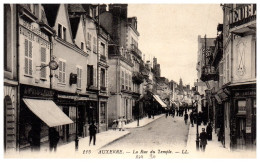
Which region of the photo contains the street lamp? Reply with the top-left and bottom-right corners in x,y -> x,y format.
194,90 -> 200,151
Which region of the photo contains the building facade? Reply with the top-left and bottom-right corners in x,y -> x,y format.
4,4 -> 18,152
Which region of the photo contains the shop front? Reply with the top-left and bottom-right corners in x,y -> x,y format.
229,83 -> 256,151
19,85 -> 73,151
54,91 -> 89,142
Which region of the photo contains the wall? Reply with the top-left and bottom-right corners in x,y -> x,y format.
232,35 -> 256,83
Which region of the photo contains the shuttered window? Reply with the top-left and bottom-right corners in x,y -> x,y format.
121,71 -> 124,89
77,67 -> 82,89
40,47 -> 47,79
25,39 -> 33,76
58,59 -> 66,84
87,33 -> 92,50
93,37 -> 97,53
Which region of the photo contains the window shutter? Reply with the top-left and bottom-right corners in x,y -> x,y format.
62,62 -> 66,83
58,61 -> 62,82
40,47 -> 46,78
29,41 -> 32,58
29,59 -> 32,75
25,39 -> 28,57
79,69 -> 82,88
25,58 -> 28,75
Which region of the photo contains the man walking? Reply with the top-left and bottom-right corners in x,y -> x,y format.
89,121 -> 97,146
199,128 -> 208,152
184,112 -> 188,125
190,112 -> 194,127
49,127 -> 60,152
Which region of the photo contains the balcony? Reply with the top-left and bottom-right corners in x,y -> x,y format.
131,44 -> 142,58
132,72 -> 144,84
200,65 -> 218,82
229,4 -> 256,35
212,34 -> 223,66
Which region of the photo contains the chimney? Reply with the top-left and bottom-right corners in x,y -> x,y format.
99,4 -> 107,14
109,4 -> 128,19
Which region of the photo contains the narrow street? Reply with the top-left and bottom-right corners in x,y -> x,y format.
100,114 -> 190,158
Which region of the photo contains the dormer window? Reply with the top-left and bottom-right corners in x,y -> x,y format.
57,23 -> 67,41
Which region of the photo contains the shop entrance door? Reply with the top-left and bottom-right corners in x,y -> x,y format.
237,117 -> 246,150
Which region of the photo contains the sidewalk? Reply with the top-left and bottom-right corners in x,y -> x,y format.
6,114 -> 163,158
185,123 -> 256,158
125,114 -> 164,128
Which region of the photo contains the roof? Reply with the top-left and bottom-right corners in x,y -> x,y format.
42,4 -> 60,27
68,4 -> 86,13
69,17 -> 80,39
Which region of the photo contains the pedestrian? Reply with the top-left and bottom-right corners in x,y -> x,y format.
184,112 -> 188,125
166,111 -> 168,118
112,120 -> 117,130
49,127 -> 60,152
190,112 -> 194,127
206,122 -> 213,140
199,128 -> 208,152
176,109 -> 179,116
28,125 -> 41,152
117,117 -> 122,131
121,116 -> 126,131
89,121 -> 97,146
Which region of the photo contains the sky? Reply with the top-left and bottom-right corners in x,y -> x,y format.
128,4 -> 223,87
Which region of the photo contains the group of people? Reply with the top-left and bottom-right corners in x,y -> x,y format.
112,116 -> 127,131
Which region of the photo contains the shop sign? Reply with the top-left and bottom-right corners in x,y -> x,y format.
234,90 -> 256,97
22,85 -> 54,97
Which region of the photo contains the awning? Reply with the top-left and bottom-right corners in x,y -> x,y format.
23,98 -> 74,127
153,95 -> 167,108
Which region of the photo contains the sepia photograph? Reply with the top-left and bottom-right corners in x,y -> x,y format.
2,1 -> 257,159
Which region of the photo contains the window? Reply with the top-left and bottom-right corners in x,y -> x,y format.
89,8 -> 93,17
40,47 -> 47,79
24,39 -> 33,76
87,65 -> 94,87
58,24 -> 62,38
121,71 -> 124,89
101,43 -> 105,56
101,68 -> 105,87
81,42 -> 84,50
129,74 -> 132,90
93,37 -> 97,53
63,27 -> 66,41
218,60 -> 223,88
87,33 -> 92,50
58,24 -> 66,41
125,73 -> 128,90
77,67 -> 82,89
58,59 -> 66,84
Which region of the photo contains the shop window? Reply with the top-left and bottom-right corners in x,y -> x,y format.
24,39 -> 33,76
237,100 -> 246,115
